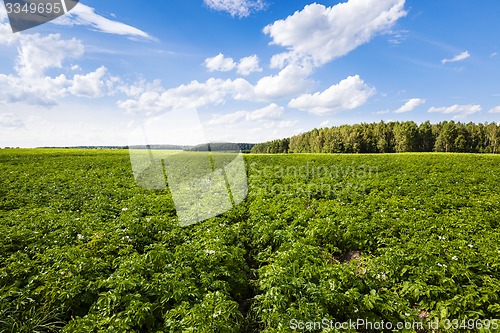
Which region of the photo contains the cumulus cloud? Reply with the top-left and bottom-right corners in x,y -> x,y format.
0,2 -> 6,22
0,113 -> 24,128
0,4 -> 19,45
0,22 -> 19,45
0,34 -> 117,106
247,103 -> 284,121
288,75 -> 376,116
489,106 -> 500,113
15,34 -> 84,78
394,98 -> 426,113
205,53 -> 237,72
118,78 -> 256,113
263,0 -> 407,67
69,66 -> 108,98
121,60 -> 312,113
128,0 -> 405,112
255,63 -> 313,99
209,103 -> 284,125
204,0 -> 266,17
205,53 -> 261,75
428,104 -> 481,120
441,51 -> 470,64
122,60 -> 308,112
52,3 -> 153,40
237,55 -> 262,75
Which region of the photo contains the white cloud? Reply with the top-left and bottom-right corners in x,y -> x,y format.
52,4 -> 153,40
0,34 -> 116,106
118,78 -> 256,113
121,60 -> 313,112
246,103 -> 284,121
428,104 -> 481,120
274,120 -> 298,129
205,53 -> 261,75
441,51 -> 470,64
122,61 -> 307,112
255,63 -> 313,99
288,75 -> 376,116
204,0 -> 266,17
373,110 -> 390,115
0,4 -> 19,45
491,52 -> 498,58
0,2 -> 7,23
0,23 -> 19,45
16,34 -> 84,78
0,73 -> 68,106
0,113 -> 24,128
209,103 -> 284,125
489,106 -> 500,113
143,0 -> 404,113
263,0 -> 406,67
237,55 -> 262,75
387,29 -> 409,45
394,98 -> 426,113
205,53 -> 237,72
69,66 -> 108,98
209,111 -> 247,125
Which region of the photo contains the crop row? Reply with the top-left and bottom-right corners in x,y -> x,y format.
1,150 -> 500,332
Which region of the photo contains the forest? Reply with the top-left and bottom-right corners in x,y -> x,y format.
250,121 -> 500,154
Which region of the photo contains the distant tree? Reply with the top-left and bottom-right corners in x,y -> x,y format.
435,121 -> 457,152
251,138 -> 290,154
418,121 -> 434,152
374,121 -> 394,153
253,121 -> 498,154
394,121 -> 419,152
453,123 -> 469,153
485,123 -> 499,154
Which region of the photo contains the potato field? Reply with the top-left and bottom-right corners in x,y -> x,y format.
1,149 -> 499,332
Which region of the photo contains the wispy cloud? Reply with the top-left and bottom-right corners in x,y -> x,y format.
387,29 -> 409,45
204,0 -> 266,17
0,113 -> 25,128
373,110 -> 390,115
428,104 -> 481,120
209,103 -> 284,125
441,51 -> 470,64
394,98 -> 426,113
52,4 -> 154,41
489,106 -> 500,113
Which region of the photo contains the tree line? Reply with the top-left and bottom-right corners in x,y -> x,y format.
250,121 -> 500,154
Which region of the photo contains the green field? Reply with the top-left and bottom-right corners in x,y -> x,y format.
1,149 -> 500,332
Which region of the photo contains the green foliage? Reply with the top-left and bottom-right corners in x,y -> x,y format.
254,121 -> 500,154
251,139 -> 290,154
1,150 -> 500,332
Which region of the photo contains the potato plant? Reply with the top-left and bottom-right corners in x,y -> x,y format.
1,149 -> 499,332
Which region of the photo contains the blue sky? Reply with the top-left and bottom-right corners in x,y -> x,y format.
0,0 -> 499,147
